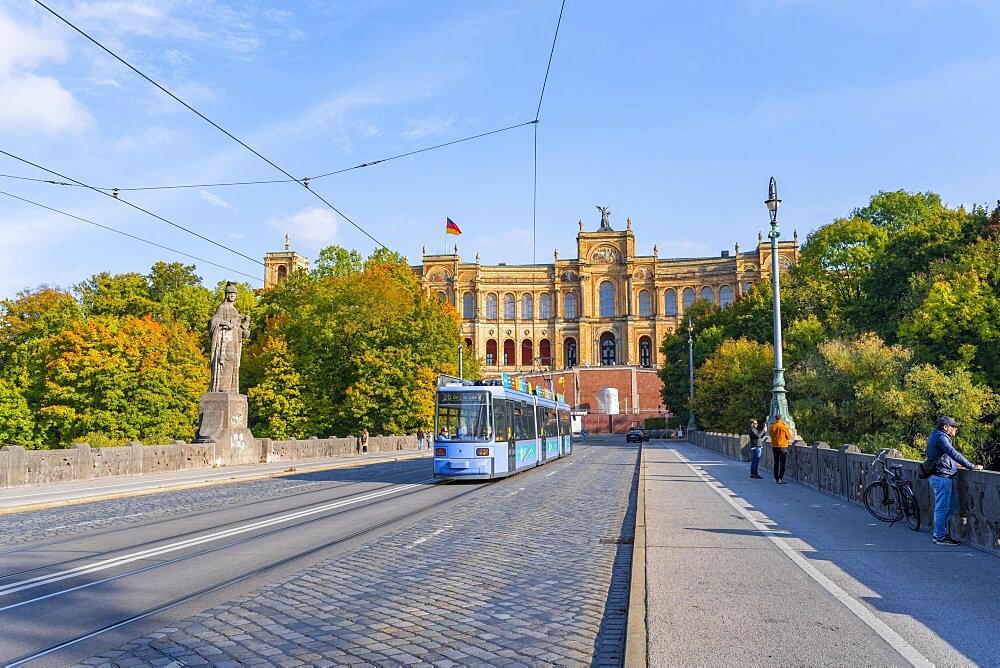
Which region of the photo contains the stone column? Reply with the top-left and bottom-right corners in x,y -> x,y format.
196,392 -> 258,466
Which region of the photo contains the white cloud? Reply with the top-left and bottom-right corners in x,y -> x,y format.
400,114 -> 456,140
269,207 -> 339,246
0,7 -> 91,136
111,126 -> 180,152
0,73 -> 92,136
199,190 -> 236,211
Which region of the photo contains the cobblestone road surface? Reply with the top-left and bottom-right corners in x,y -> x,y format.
77,439 -> 638,667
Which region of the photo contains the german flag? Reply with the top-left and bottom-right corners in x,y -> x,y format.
445,218 -> 462,235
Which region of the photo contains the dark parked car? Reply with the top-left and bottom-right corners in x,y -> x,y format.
626,429 -> 649,443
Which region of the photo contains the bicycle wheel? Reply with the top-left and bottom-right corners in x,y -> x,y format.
863,480 -> 903,522
899,484 -> 921,531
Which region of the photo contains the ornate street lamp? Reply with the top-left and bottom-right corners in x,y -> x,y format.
765,177 -> 794,429
687,318 -> 697,432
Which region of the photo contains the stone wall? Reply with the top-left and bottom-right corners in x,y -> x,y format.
0,434 -> 419,489
687,430 -> 1000,558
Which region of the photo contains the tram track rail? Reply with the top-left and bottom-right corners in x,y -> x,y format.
2,443 -> 593,667
0,463 -> 426,577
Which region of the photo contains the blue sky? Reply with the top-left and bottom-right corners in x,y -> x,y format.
2,0 -> 999,298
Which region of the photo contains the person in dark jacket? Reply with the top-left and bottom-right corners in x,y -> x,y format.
926,416 -> 982,545
748,418 -> 765,479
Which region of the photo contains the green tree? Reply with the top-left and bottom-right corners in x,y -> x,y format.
37,315 -> 207,446
245,322 -> 307,440
0,377 -> 35,446
312,246 -> 363,278
75,272 -> 156,318
690,338 -> 773,433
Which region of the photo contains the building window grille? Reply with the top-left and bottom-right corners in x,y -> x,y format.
664,289 -> 677,316
719,285 -> 733,307
600,281 -> 615,317
600,333 -> 616,365
486,293 -> 498,320
639,337 -> 652,368
539,293 -> 551,319
521,293 -> 533,320
462,292 -> 474,318
565,293 -> 577,319
565,338 -> 577,367
700,286 -> 714,304
682,287 -> 695,309
638,290 -> 651,316
504,293 -> 516,320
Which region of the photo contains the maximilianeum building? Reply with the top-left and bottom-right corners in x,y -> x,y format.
415,211 -> 799,378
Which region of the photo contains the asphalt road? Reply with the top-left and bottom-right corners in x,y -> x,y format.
0,438 -> 639,667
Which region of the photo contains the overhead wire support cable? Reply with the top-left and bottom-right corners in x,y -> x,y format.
34,0 -> 386,250
0,149 -> 264,267
532,0 -> 567,266
0,190 -> 261,282
2,121 -> 537,193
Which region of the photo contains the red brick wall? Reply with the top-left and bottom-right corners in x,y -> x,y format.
518,366 -> 665,434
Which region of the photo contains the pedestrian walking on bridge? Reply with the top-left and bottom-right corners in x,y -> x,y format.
748,418 -> 765,479
769,415 -> 791,484
416,427 -> 425,450
926,416 -> 982,545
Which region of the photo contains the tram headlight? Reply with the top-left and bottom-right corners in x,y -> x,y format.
476,448 -> 490,457
434,447 -> 447,456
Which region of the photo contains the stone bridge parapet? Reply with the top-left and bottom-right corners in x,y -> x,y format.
0,434 -> 418,489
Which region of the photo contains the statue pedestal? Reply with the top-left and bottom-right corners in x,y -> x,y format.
196,392 -> 258,466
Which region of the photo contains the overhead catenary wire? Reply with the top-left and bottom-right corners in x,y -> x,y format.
0,149 -> 265,267
0,190 -> 262,282
532,0 -> 567,265
34,0 -> 387,251
0,120 -> 537,194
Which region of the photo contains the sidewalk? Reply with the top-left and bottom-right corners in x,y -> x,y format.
638,439 -> 1000,666
0,449 -> 430,515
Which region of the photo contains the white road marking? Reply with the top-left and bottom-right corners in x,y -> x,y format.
669,446 -> 933,668
545,470 -> 559,477
0,480 -> 435,598
405,525 -> 452,549
46,512 -> 147,532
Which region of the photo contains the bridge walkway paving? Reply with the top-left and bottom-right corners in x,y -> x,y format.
642,440 -> 1000,666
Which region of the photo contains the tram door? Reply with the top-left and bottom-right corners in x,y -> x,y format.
496,399 -> 515,473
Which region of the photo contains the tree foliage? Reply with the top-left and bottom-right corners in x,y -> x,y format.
690,338 -> 773,433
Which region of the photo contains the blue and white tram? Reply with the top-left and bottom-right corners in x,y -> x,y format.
433,374 -> 572,480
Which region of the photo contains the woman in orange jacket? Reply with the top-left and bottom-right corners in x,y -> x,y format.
769,416 -> 791,484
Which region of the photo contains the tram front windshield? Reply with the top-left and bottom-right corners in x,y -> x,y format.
436,391 -> 491,441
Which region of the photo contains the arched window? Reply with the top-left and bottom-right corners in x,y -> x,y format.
700,286 -> 714,304
539,293 -> 551,319
719,285 -> 733,307
599,281 -> 615,318
503,293 -> 516,320
565,293 -> 577,319
638,290 -> 651,317
682,287 -> 695,309
277,265 -> 287,281
564,338 -> 577,368
600,332 -> 616,366
539,339 -> 551,366
437,290 -> 448,303
503,339 -> 515,365
521,339 -> 533,366
464,337 -> 473,351
743,282 -> 754,295
485,293 -> 498,320
521,293 -> 533,320
486,339 -> 497,366
639,336 -> 652,368
462,292 -> 474,318
664,289 -> 677,316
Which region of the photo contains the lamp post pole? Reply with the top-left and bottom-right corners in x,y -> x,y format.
686,318 -> 697,432
765,177 -> 794,429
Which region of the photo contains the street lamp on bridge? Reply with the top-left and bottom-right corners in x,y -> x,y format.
764,177 -> 795,430
686,318 -> 697,433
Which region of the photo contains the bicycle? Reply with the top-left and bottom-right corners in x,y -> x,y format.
862,449 -> 920,531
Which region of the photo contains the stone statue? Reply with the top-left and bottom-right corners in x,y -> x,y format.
209,282 -> 250,393
597,205 -> 612,230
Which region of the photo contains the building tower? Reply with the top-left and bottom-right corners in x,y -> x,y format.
264,234 -> 309,288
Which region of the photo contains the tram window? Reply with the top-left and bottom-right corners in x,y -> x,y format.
545,408 -> 558,437
494,399 -> 510,442
512,402 -> 536,440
